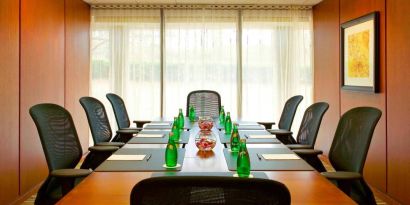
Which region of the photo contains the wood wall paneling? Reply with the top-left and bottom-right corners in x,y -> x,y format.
65,0 -> 91,151
313,0 -> 340,155
20,0 -> 66,194
339,0 -> 387,192
386,0 -> 410,204
0,0 -> 20,204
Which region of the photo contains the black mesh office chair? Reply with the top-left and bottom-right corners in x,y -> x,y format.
80,96 -> 130,145
30,104 -> 118,205
130,176 -> 291,205
186,90 -> 221,118
286,102 -> 329,150
294,107 -> 381,204
106,93 -> 148,130
265,95 -> 303,144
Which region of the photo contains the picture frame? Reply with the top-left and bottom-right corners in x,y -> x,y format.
340,11 -> 379,93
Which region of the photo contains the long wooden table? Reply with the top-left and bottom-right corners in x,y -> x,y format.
58,124 -> 355,204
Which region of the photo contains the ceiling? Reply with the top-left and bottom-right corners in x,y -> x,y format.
84,0 -> 323,6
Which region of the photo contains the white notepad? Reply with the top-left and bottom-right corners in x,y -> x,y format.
247,135 -> 276,139
238,123 -> 259,126
136,134 -> 164,138
107,155 -> 146,161
261,154 -> 300,160
148,122 -> 171,126
142,129 -> 171,132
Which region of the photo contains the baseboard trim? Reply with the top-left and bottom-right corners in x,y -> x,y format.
372,187 -> 403,205
10,182 -> 41,205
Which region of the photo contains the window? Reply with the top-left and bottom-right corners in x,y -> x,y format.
91,9 -> 161,123
163,9 -> 238,118
91,8 -> 313,132
241,10 -> 313,128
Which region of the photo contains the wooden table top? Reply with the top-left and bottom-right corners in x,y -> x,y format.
58,126 -> 355,205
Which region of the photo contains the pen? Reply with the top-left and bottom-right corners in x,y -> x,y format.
146,154 -> 152,161
256,153 -> 262,160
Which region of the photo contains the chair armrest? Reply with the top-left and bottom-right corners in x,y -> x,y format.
257,122 -> 275,129
116,128 -> 141,134
88,145 -> 119,152
293,149 -> 323,156
267,129 -> 293,135
133,120 -> 151,128
321,172 -> 362,180
50,169 -> 91,178
287,144 -> 313,150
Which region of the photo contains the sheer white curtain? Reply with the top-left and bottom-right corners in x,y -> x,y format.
241,9 -> 313,132
90,8 -> 314,134
91,9 -> 161,129
163,9 -> 238,118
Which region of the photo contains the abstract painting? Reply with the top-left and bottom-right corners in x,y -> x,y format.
341,12 -> 379,92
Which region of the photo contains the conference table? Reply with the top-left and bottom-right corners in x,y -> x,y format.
57,119 -> 355,204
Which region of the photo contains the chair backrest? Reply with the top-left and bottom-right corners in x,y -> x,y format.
130,176 -> 291,205
278,95 -> 303,130
329,107 -> 382,173
296,102 -> 329,147
30,103 -> 82,172
106,93 -> 131,129
79,97 -> 113,144
186,90 -> 221,118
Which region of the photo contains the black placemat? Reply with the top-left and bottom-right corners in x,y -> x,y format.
218,130 -> 281,144
127,131 -> 190,144
223,148 -> 314,171
151,172 -> 269,179
95,148 -> 185,172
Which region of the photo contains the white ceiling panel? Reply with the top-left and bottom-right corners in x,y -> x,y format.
84,0 -> 322,6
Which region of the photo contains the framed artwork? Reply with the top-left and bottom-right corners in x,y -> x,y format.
340,12 -> 379,92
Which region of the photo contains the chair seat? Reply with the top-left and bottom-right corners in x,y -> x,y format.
257,122 -> 275,129
293,149 -> 323,156
321,171 -> 362,180
133,120 -> 151,128
267,129 -> 293,135
51,169 -> 92,178
286,144 -> 313,150
116,128 -> 141,134
96,141 -> 125,147
89,145 -> 119,152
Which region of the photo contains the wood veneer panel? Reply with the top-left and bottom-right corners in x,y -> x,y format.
313,0 -> 340,155
20,0 -> 65,194
340,0 -> 387,192
65,0 -> 90,151
386,0 -> 410,203
0,0 -> 20,203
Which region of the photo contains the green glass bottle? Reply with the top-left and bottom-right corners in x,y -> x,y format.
219,106 -> 225,125
188,105 -> 196,122
237,139 -> 251,177
165,133 -> 178,167
172,116 -> 178,129
177,108 -> 184,129
230,123 -> 240,152
171,122 -> 180,142
225,112 -> 232,134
